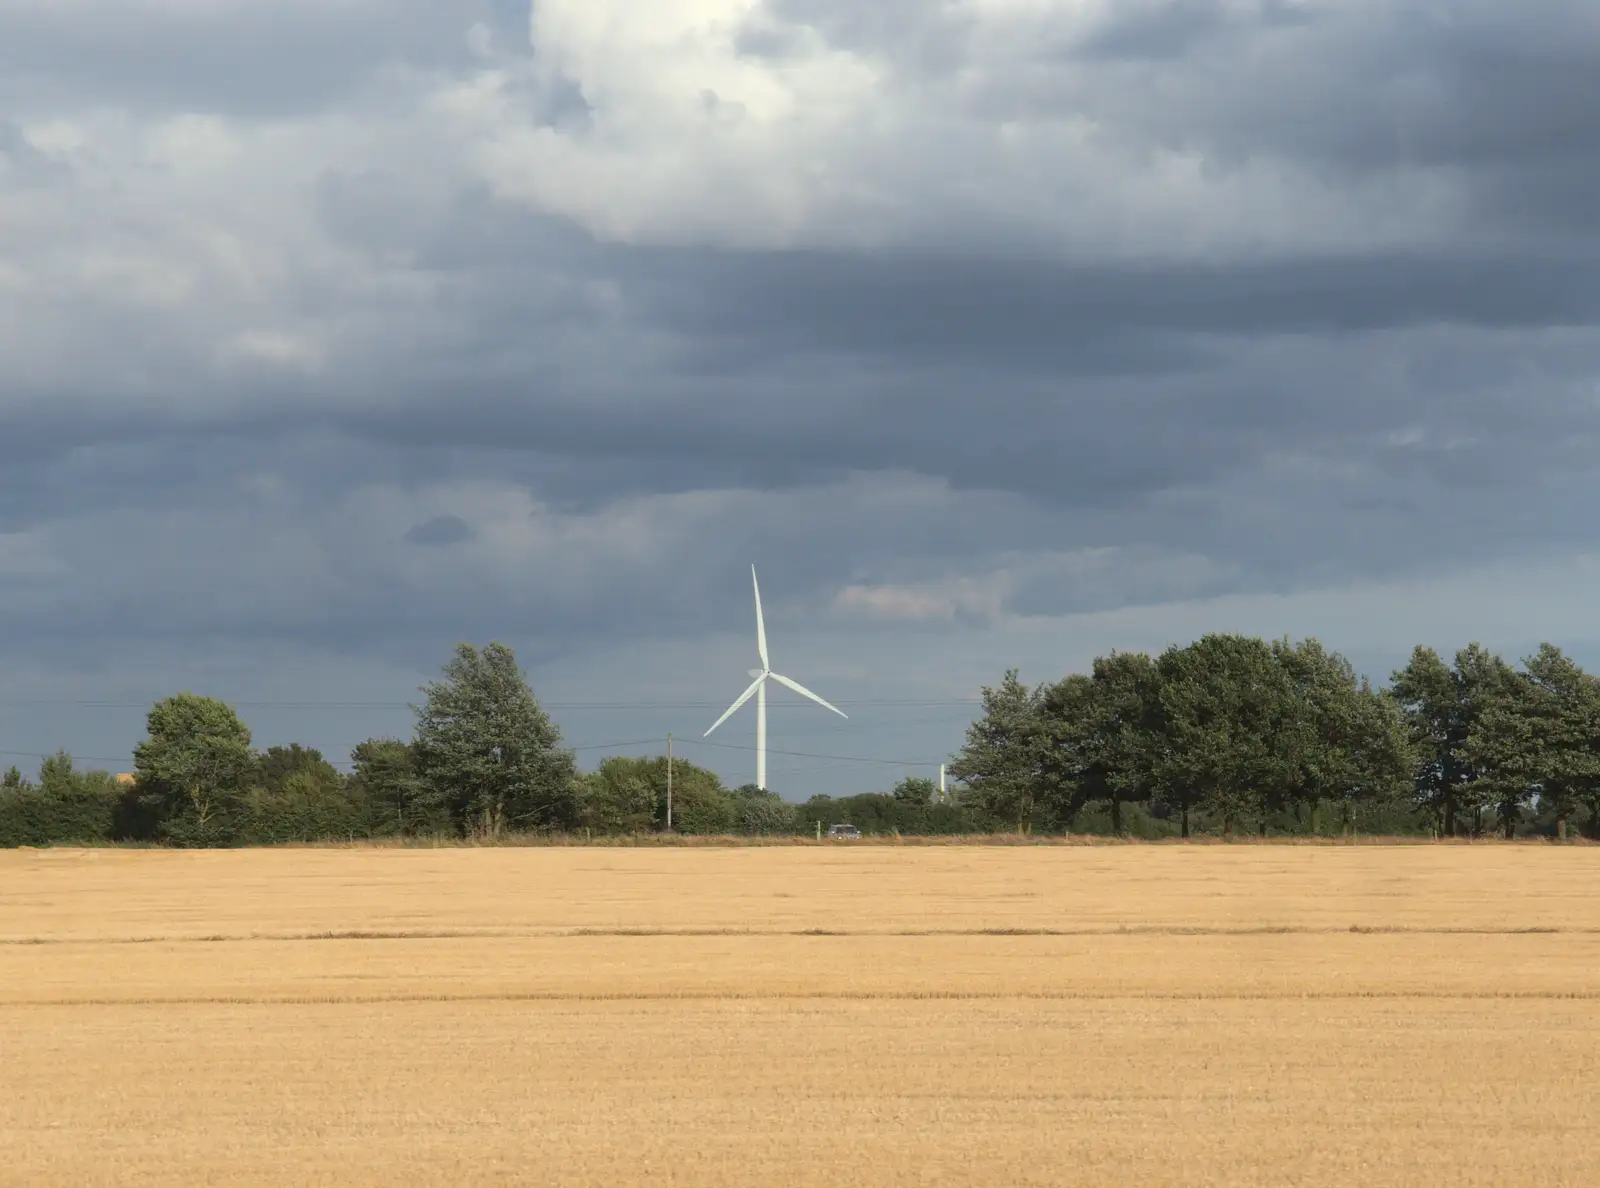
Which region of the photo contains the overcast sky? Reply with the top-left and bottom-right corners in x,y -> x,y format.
3,0 -> 1599,796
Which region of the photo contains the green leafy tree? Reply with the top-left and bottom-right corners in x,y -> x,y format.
569,755 -> 731,834
949,670 -> 1048,832
1036,673 -> 1099,827
1521,645 -> 1600,840
891,776 -> 938,808
37,751 -> 121,802
730,784 -> 796,835
1467,645 -> 1600,840
242,770 -> 364,844
1090,652 -> 1166,834
1154,636 -> 1297,837
657,759 -> 728,832
571,773 -> 607,832
1038,653 -> 1162,835
413,643 -> 578,837
0,752 -> 121,846
257,744 -> 340,795
666,775 -> 736,834
1340,683 -> 1416,832
1272,639 -> 1414,835
579,757 -> 660,834
1465,671 -> 1541,839
1391,644 -> 1518,836
38,751 -> 78,798
240,743 -> 356,844
1453,644 -> 1523,837
1391,647 -> 1466,835
132,694 -> 257,845
350,739 -> 429,836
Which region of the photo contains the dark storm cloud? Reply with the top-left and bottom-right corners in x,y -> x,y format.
1264,6 -> 1600,175
641,250 -> 1600,354
3,0 -> 1600,719
755,0 -> 1600,237
404,514 -> 475,546
1001,0 -> 1600,228
1075,0 -> 1317,61
6,211 -> 1598,550
260,229 -> 1600,526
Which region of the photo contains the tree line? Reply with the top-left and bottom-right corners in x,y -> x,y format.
949,636 -> 1600,840
0,642 -> 973,847
3,635 -> 1597,847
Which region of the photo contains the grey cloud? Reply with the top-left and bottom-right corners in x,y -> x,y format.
292,237 -> 1600,521
1033,2 -> 1600,190
0,0 -> 520,117
540,74 -> 595,132
0,121 -> 67,184
754,0 -> 1600,241
752,0 -> 972,73
4,0 -> 1600,791
9,207 -> 1600,565
732,18 -> 813,61
1075,0 -> 1318,61
404,514 -> 474,546
641,250 -> 1600,352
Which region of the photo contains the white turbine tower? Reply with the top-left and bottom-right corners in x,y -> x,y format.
704,566 -> 847,790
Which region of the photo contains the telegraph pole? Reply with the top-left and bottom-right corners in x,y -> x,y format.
666,733 -> 673,831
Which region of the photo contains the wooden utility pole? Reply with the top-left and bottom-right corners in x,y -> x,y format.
666,733 -> 673,831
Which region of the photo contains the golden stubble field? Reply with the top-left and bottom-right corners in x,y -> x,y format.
2,844 -> 1598,1187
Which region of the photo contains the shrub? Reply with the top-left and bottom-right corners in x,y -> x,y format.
0,757 -> 120,846
239,771 -> 369,845
731,786 -> 796,835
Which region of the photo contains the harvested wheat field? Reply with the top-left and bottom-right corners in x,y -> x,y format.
3,844 -> 1599,1187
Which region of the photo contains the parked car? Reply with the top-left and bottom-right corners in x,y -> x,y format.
826,823 -> 861,840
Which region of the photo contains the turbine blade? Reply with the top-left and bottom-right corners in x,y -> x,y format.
704,676 -> 765,736
768,672 -> 849,719
752,565 -> 769,670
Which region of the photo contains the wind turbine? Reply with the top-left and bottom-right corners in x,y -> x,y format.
704,566 -> 847,790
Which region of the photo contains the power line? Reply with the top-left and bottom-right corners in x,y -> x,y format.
0,748 -> 128,765
0,699 -> 417,709
1,738 -> 669,766
0,697 -> 980,710
0,737 -> 954,781
681,737 -> 940,768
765,760 -> 873,777
569,737 -> 667,753
0,736 -> 946,764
